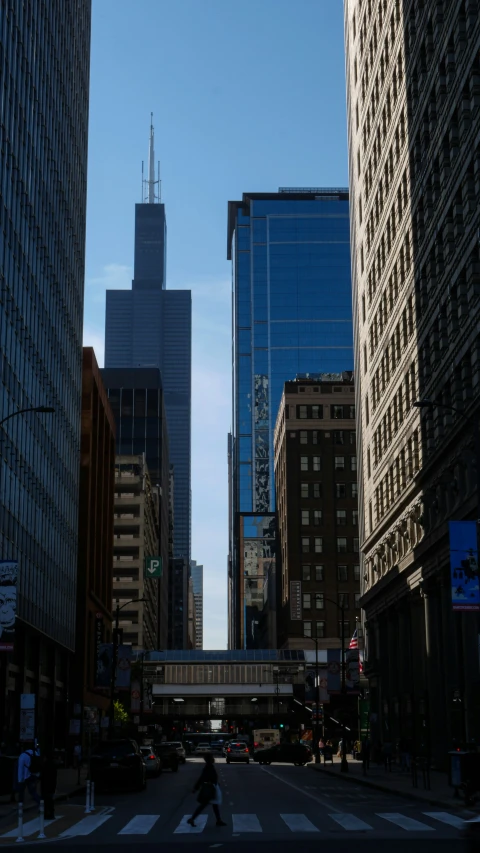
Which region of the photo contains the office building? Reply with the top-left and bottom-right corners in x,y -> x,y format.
0,1 -> 91,744
101,368 -> 170,648
104,118 -> 192,568
190,560 -> 204,649
227,189 -> 353,649
345,0 -> 480,764
187,575 -> 196,649
72,349 -> 116,733
113,455 -> 159,651
171,556 -> 189,649
274,374 -> 360,650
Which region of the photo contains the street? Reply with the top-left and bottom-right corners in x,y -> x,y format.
0,757 -> 473,851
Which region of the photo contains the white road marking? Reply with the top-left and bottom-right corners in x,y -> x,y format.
423,812 -> 466,829
329,813 -> 373,831
232,814 -> 262,832
118,815 -> 160,834
377,813 -> 434,831
2,817 -> 60,837
260,767 -> 343,813
59,814 -> 112,837
281,814 -> 319,832
174,814 -> 208,834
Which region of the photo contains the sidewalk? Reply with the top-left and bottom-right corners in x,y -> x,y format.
0,766 -> 87,822
309,755 -> 480,813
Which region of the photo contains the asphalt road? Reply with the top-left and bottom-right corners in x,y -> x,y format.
0,756 -> 473,851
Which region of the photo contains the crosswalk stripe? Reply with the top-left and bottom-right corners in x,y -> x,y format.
59,814 -> 112,837
281,814 -> 319,832
377,813 -> 434,831
423,812 -> 466,830
174,815 -> 208,834
232,814 -> 262,832
329,813 -> 373,831
118,815 -> 160,835
2,816 -> 60,838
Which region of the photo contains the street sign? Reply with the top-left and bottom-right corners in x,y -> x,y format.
20,709 -> 35,741
145,556 -> 162,578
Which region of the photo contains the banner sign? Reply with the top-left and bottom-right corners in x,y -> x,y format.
96,643 -> 113,688
0,560 -> 17,651
131,680 -> 141,713
96,644 -> 132,689
449,521 -> 480,611
304,667 -> 330,704
345,648 -> 360,693
145,556 -> 162,578
290,581 -> 302,620
327,648 -> 341,694
116,645 -> 132,689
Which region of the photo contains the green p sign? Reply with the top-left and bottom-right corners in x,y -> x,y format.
145,556 -> 162,578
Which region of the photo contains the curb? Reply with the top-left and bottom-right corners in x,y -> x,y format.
0,785 -> 86,826
307,763 -> 477,812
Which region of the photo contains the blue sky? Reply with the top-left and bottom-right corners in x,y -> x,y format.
84,0 -> 349,649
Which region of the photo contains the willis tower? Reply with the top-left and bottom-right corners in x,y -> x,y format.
104,117 -> 192,567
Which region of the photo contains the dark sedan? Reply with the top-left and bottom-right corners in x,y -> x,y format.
154,741 -> 180,771
90,739 -> 146,791
254,742 -> 312,766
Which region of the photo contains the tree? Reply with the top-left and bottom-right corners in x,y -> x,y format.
114,700 -> 129,725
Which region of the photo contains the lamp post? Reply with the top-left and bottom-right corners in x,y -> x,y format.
317,596 -> 348,773
109,598 -> 145,737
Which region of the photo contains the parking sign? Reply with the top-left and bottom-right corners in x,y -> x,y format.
145,556 -> 162,578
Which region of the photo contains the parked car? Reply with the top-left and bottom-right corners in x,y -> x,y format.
210,740 -> 224,752
195,742 -> 212,755
90,739 -> 146,791
168,741 -> 187,764
225,741 -> 250,765
254,742 -> 312,766
464,815 -> 480,853
222,741 -> 234,756
140,746 -> 161,777
154,742 -> 180,771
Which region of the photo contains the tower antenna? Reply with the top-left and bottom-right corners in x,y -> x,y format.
142,113 -> 161,203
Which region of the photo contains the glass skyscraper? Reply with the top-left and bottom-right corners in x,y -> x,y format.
104,120 -> 192,565
227,188 -> 353,649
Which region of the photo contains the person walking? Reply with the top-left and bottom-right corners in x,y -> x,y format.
188,754 -> 226,827
73,743 -> 82,784
40,748 -> 57,820
17,745 -> 41,806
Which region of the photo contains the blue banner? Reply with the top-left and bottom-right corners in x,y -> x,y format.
450,521 -> 480,611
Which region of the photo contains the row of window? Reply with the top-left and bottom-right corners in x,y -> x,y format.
300,482 -> 358,499
302,592 -> 361,611
292,404 -> 356,420
301,509 -> 358,526
301,564 -> 361,582
300,456 -> 357,472
298,430 -> 356,445
301,537 -> 360,554
303,620 -> 352,639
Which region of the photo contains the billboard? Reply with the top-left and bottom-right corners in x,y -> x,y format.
0,560 -> 17,651
449,521 -> 480,611
95,643 -> 132,688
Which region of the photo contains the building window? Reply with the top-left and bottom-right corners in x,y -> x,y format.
339,620 -> 350,638
312,405 -> 322,419
337,565 -> 348,582
313,510 -> 322,526
333,405 -> 344,418
334,430 -> 344,445
336,510 -> 347,526
336,483 -> 346,498
335,456 -> 345,470
312,430 -> 319,444
303,593 -> 311,610
355,593 -> 361,609
353,538 -> 359,553
302,510 -> 310,526
316,621 -> 326,638
315,565 -> 324,582
300,430 -> 308,444
313,456 -> 321,471
351,456 -> 357,471
301,456 -> 309,471
298,405 -> 308,418
349,431 -> 356,444
354,564 -> 360,581
349,406 -> 356,418
302,564 -> 311,581
351,483 -> 358,498
315,593 -> 324,610
338,592 -> 349,609
314,537 -> 323,553
337,537 -> 347,553
301,482 -> 309,499
313,482 -> 321,499
304,621 -> 312,638
302,537 -> 310,553
353,510 -> 358,526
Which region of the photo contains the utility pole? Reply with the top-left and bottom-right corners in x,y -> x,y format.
109,598 -> 145,738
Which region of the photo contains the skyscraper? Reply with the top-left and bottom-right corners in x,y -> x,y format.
190,560 -> 204,649
104,118 -> 192,566
345,0 -> 480,764
0,0 -> 91,740
228,189 -> 353,649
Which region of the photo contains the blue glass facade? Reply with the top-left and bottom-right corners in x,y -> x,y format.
0,0 -> 91,651
228,190 -> 353,648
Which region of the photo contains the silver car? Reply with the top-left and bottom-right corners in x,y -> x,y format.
140,746 -> 161,777
195,742 -> 211,755
168,741 -> 187,764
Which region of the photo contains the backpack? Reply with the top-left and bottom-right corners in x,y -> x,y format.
25,751 -> 42,775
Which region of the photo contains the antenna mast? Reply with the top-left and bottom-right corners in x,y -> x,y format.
142,113 -> 161,203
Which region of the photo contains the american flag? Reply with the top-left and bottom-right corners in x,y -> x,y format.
349,628 -> 358,649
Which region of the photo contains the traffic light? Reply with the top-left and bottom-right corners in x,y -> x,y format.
280,723 -> 284,729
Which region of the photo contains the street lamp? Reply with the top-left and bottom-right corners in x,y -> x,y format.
109,597 -> 145,737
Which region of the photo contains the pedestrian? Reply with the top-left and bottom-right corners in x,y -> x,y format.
337,737 -> 343,758
383,740 -> 393,771
40,748 -> 57,820
188,754 -> 226,827
318,738 -> 325,755
362,736 -> 371,771
17,745 -> 41,806
73,742 -> 82,783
